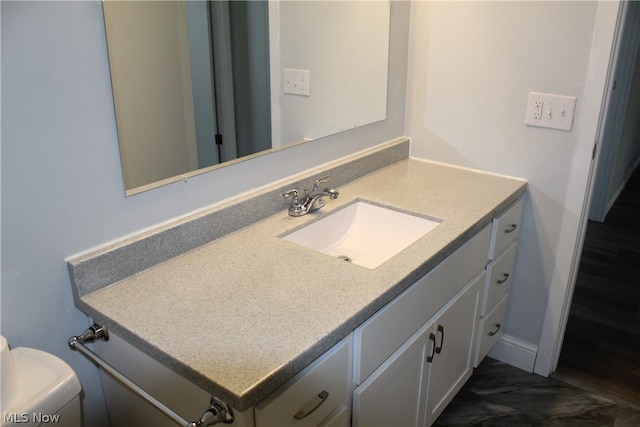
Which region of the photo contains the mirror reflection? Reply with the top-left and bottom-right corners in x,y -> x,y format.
103,1 -> 390,194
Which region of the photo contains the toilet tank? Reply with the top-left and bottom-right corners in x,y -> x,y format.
1,337 -> 82,427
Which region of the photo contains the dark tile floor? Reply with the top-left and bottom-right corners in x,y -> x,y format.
433,358 -> 640,426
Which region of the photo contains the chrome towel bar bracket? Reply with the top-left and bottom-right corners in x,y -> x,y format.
69,323 -> 234,427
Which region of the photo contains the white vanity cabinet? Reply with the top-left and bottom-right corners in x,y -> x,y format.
67,146 -> 529,427
87,199 -> 524,427
353,274 -> 483,427
353,318 -> 429,427
350,199 -> 523,427
422,273 -> 482,426
351,225 -> 491,427
475,199 -> 523,366
352,225 -> 492,385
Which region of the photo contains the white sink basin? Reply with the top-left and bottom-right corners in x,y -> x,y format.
282,200 -> 441,269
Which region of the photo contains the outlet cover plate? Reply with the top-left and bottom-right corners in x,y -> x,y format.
283,68 -> 310,96
525,92 -> 576,131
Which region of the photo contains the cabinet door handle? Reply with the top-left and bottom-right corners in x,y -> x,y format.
496,273 -> 510,284
293,390 -> 329,420
427,333 -> 436,363
488,323 -> 502,337
435,324 -> 445,354
504,224 -> 518,234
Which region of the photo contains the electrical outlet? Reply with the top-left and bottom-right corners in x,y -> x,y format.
525,92 -> 576,131
532,100 -> 543,121
283,68 -> 310,96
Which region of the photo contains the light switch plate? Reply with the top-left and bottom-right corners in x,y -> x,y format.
283,68 -> 310,96
525,92 -> 576,131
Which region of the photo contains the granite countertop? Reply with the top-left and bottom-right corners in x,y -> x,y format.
72,154 -> 526,411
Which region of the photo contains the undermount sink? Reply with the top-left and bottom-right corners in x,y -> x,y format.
282,200 -> 442,269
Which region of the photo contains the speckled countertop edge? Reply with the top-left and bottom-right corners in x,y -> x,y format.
70,146 -> 527,411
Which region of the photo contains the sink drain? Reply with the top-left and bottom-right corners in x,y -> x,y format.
337,255 -> 352,263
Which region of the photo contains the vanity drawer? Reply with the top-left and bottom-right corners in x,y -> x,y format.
475,293 -> 509,367
482,242 -> 517,315
318,403 -> 350,427
255,337 -> 351,427
353,224 -> 491,384
489,199 -> 523,260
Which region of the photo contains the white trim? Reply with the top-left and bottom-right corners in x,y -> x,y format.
605,175 -> 627,214
268,0 -> 282,148
533,0 -> 623,377
487,334 -> 538,373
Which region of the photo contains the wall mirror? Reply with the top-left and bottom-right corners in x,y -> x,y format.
102,0 -> 391,195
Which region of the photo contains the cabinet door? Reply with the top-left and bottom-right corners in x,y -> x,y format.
353,326 -> 431,427
423,275 -> 482,426
354,224 -> 491,385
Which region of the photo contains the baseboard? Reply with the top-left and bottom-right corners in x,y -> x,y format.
487,334 -> 538,373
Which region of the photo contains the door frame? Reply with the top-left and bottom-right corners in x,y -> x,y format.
589,1 -> 640,222
533,0 -> 637,376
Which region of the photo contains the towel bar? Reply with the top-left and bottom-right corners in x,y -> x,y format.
68,324 -> 233,427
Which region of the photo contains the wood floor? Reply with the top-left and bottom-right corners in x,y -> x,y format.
555,165 -> 640,407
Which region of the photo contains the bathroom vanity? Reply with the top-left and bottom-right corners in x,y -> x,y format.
67,139 -> 526,426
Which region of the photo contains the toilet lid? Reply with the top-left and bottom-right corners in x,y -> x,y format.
1,347 -> 81,420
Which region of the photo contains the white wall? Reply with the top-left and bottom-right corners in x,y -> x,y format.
405,1 -> 618,372
0,1 -> 409,424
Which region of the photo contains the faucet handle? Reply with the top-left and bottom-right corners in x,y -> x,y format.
312,176 -> 329,191
282,189 -> 300,202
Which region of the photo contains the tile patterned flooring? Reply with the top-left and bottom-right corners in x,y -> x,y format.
433,358 -> 640,426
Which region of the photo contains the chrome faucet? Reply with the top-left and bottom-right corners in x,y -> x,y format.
283,176 -> 339,216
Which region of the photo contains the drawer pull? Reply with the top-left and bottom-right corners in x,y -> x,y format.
488,323 -> 502,337
435,324 -> 445,354
427,333 -> 436,363
293,390 -> 329,420
496,273 -> 510,284
504,224 -> 518,234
